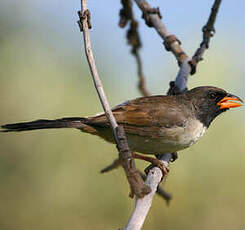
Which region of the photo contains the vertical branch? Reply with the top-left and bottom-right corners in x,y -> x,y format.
124,154 -> 172,230
77,0 -> 151,198
119,0 -> 150,96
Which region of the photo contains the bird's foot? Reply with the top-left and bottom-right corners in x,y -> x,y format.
144,160 -> 169,178
132,153 -> 169,178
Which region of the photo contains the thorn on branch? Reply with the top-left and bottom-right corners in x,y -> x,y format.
142,7 -> 162,27
77,9 -> 92,31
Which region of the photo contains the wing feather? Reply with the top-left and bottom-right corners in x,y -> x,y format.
87,95 -> 190,138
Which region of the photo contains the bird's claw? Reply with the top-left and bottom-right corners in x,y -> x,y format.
144,159 -> 169,179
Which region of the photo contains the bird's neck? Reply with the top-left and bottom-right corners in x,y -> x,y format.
195,108 -> 223,128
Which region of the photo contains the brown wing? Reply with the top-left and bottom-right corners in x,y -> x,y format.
86,95 -> 189,138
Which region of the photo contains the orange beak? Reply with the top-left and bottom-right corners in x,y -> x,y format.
217,95 -> 243,110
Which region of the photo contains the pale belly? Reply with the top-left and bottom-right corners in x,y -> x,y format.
126,119 -> 207,154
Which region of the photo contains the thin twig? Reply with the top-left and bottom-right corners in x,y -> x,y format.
134,49 -> 150,97
120,0 -> 150,96
77,0 -> 151,198
190,0 -> 222,74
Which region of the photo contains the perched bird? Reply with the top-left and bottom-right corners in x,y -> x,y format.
1,86 -> 243,169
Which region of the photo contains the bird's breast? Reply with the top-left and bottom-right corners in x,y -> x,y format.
159,119 -> 207,152
177,119 -> 207,147
126,119 -> 207,154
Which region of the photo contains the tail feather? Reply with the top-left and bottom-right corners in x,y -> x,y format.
1,117 -> 88,132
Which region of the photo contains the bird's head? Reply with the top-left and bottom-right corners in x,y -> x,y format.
185,86 -> 243,127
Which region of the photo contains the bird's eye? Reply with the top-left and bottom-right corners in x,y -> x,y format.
209,92 -> 216,99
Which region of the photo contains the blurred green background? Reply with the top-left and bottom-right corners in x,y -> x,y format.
0,0 -> 245,229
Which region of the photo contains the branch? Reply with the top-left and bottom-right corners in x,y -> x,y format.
77,0 -> 151,198
119,0 -> 150,96
139,171 -> 172,204
124,0 -> 222,229
133,0 -> 192,94
124,153 -> 172,230
133,0 -> 222,90
190,0 -> 222,74
134,0 -> 189,66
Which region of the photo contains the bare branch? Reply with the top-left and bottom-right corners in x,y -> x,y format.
124,154 -> 172,230
119,0 -> 150,96
77,0 -> 150,198
139,171 -> 172,204
134,0 -> 189,66
133,0 -> 193,94
134,48 -> 150,97
190,0 -> 222,74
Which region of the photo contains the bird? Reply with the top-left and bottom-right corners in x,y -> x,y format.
1,86 -> 243,172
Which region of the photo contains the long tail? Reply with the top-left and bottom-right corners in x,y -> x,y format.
1,117 -> 90,132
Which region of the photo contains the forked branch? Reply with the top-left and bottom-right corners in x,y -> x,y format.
77,0 -> 151,198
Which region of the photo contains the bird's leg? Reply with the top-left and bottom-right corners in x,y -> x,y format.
100,153 -> 170,179
156,152 -> 178,162
132,153 -> 169,177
